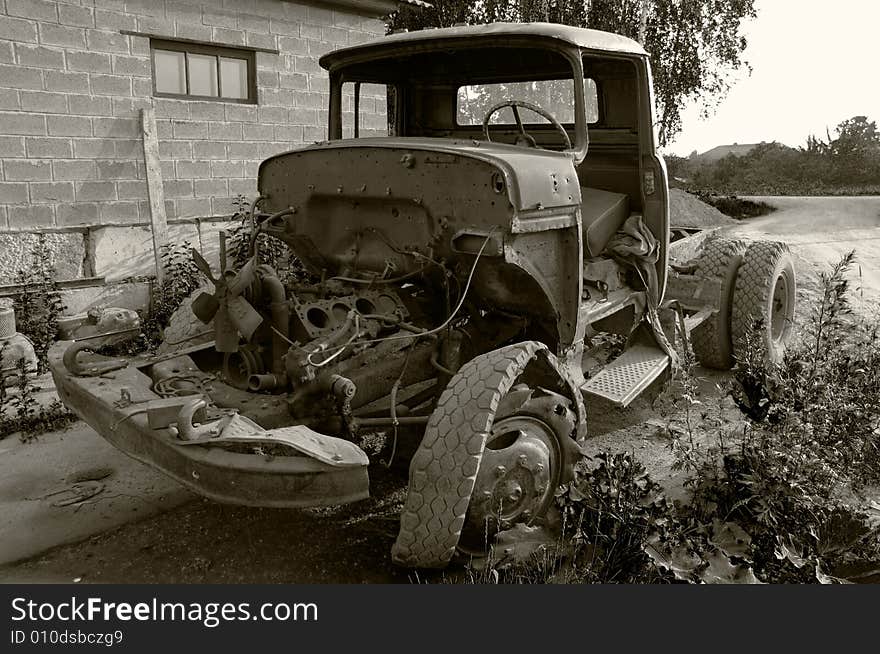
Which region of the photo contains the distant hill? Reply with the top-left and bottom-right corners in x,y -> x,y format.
695,142 -> 763,163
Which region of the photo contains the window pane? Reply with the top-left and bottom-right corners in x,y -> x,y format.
154,50 -> 185,95
187,53 -> 218,97
585,78 -> 599,123
341,82 -> 389,138
219,57 -> 248,99
457,79 -> 575,125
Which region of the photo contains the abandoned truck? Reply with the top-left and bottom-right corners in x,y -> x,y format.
49,23 -> 796,568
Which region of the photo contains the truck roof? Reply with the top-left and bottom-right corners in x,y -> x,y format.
320,22 -> 647,72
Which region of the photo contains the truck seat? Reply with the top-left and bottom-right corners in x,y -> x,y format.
581,187 -> 630,257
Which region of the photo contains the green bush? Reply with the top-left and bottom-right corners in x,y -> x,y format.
11,235 -> 65,374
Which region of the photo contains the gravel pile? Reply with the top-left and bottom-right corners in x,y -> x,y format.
669,188 -> 736,228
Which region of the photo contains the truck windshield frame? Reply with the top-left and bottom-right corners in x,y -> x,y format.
325,41 -> 590,162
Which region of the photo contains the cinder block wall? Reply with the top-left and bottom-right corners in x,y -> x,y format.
0,0 -> 387,291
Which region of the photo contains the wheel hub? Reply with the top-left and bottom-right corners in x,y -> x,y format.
466,416 -> 558,536
770,274 -> 791,342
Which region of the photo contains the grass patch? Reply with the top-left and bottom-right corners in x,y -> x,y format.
696,193 -> 776,220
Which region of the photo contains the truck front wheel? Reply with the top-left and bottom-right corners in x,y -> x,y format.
391,342 -> 579,569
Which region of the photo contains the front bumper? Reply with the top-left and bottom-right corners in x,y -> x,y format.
48,341 -> 369,508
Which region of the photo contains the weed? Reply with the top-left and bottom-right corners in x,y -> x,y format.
226,194 -> 307,285
11,235 -> 66,374
0,354 -> 76,442
111,240 -> 206,355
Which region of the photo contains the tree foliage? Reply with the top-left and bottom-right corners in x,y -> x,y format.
388,0 -> 756,145
671,115 -> 880,195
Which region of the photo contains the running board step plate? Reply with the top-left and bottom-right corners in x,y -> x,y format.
581,344 -> 670,407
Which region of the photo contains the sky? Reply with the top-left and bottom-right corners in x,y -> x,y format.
666,0 -> 880,156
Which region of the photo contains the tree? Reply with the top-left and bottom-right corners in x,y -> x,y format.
388,0 -> 756,146
827,116 -> 880,185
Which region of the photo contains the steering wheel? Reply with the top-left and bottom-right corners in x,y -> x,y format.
482,100 -> 572,150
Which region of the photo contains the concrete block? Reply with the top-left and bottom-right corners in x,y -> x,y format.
38,23 -> 86,49
46,115 -> 91,137
21,91 -> 67,114
68,94 -> 112,115
60,280 -> 151,315
187,101 -> 225,122
7,0 -> 58,23
212,27 -> 246,45
0,111 -> 45,136
4,159 -> 52,181
195,179 -> 228,197
73,138 -> 116,158
0,182 -> 28,204
89,223 -> 200,281
44,70 -> 90,93
0,137 -> 25,159
7,204 -> 53,229
225,104 -> 258,122
207,122 -> 242,141
0,63 -> 44,90
52,160 -> 97,181
56,202 -> 99,226
98,200 -> 140,223
95,10 -> 137,31
89,74 -> 132,97
75,180 -> 116,201
29,181 -> 74,203
0,16 -> 39,43
15,44 -> 65,69
59,5 -> 95,28
85,29 -> 130,54
66,51 -> 111,73
0,231 -> 85,284
193,141 -> 227,159
111,54 -> 150,77
25,137 -> 72,158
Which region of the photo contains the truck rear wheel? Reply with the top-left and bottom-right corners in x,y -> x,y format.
391,342 -> 578,568
691,238 -> 747,369
732,241 -> 796,365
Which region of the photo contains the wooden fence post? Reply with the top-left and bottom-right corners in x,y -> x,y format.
141,107 -> 168,284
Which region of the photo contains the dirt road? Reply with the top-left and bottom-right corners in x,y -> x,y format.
731,196 -> 880,307
2,195 -> 878,584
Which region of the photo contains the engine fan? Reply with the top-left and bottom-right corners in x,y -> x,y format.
189,249 -> 264,353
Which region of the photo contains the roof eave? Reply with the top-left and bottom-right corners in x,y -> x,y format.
317,1 -> 431,19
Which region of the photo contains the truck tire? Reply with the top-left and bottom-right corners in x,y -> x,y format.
691,238 -> 747,369
391,342 -> 578,568
731,241 -> 796,365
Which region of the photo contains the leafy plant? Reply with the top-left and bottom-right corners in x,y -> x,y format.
225,194 -> 307,284
117,240 -> 206,354
11,235 -> 66,374
0,354 -> 76,442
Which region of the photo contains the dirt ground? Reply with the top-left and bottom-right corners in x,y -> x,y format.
1,195 -> 878,584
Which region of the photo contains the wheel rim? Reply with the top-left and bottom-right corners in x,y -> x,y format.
770,272 -> 792,343
460,414 -> 560,552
